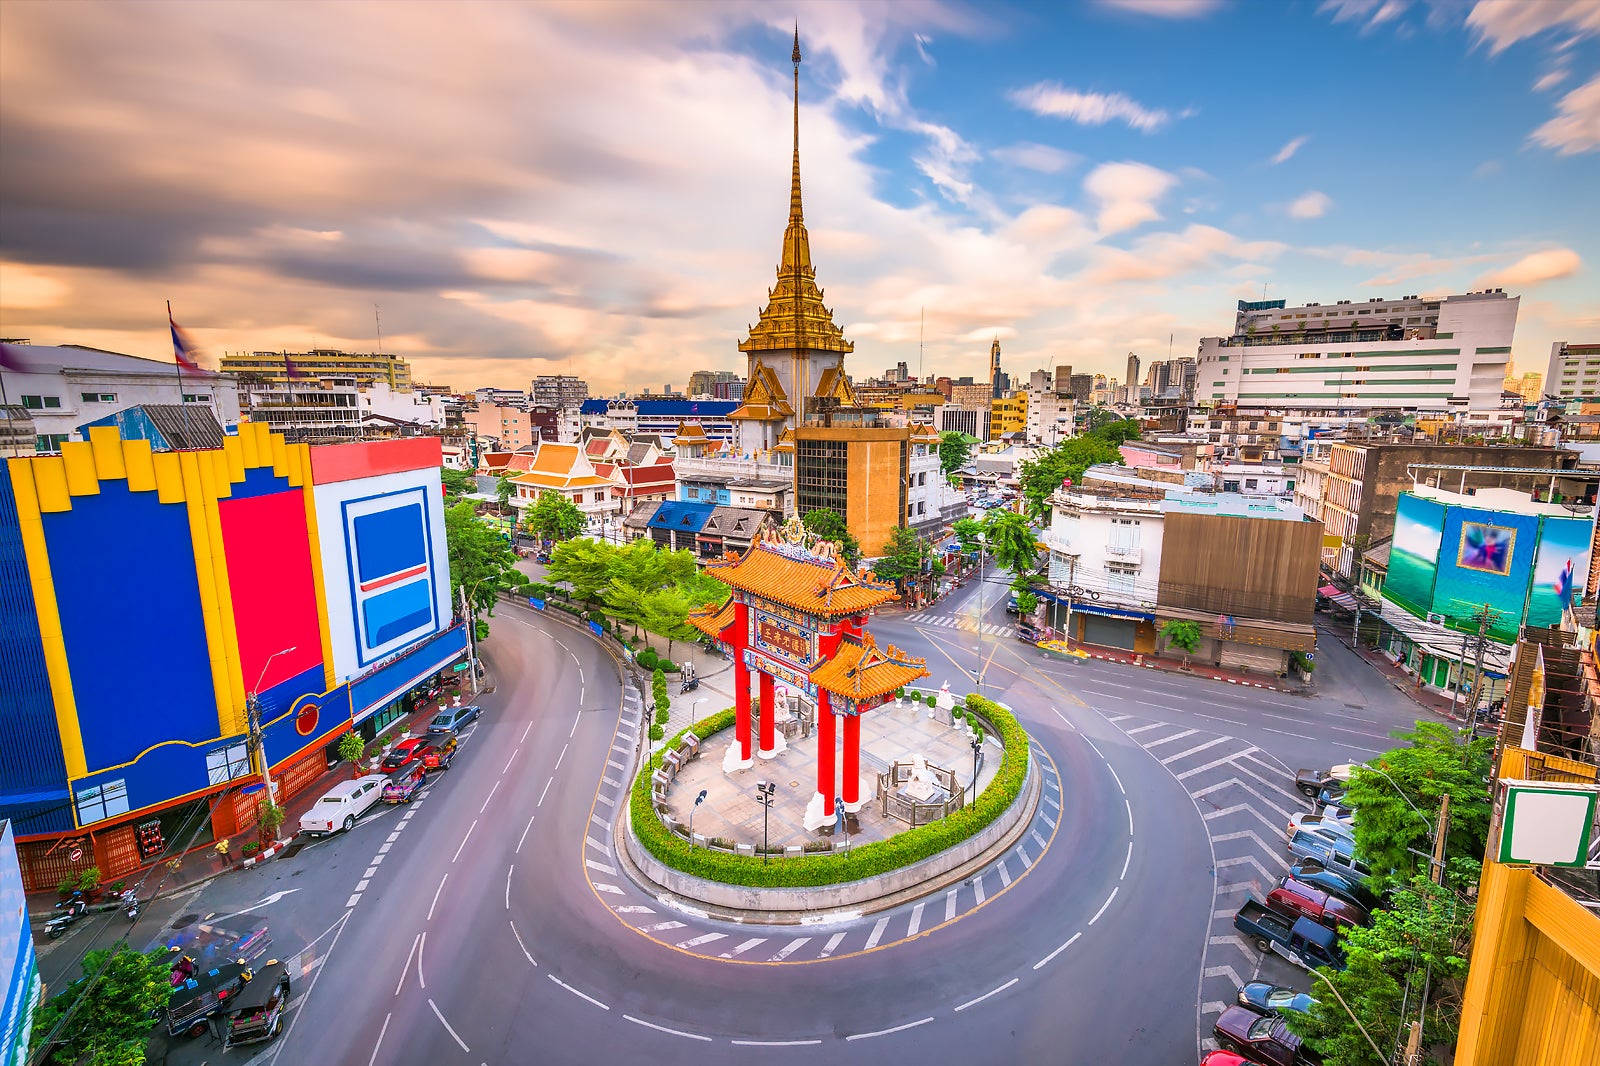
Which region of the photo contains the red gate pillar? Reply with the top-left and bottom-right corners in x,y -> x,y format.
733,602 -> 753,765
817,690 -> 835,818
758,671 -> 777,758
842,710 -> 862,812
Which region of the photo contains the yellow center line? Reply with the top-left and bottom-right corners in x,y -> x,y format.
914,626 -> 1025,681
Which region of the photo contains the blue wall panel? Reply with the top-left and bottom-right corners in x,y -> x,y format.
0,468 -> 72,836
42,479 -> 220,775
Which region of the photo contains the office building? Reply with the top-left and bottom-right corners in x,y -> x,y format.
990,392 -> 1027,439
531,374 -> 589,409
221,349 -> 413,391
934,404 -> 987,443
795,419 -> 925,555
1545,341 -> 1600,402
687,370 -> 740,398
1126,353 -> 1140,392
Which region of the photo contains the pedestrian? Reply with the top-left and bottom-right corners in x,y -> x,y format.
214,837 -> 231,864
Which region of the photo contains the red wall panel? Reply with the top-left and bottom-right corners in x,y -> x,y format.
218,489 -> 323,692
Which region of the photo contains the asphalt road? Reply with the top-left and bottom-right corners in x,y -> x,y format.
59,571 -> 1429,1066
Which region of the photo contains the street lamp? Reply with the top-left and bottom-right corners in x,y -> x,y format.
755,780 -> 776,865
247,646 -> 298,816
974,537 -> 986,693
969,732 -> 983,806
1306,968 -> 1388,1065
1347,758 -> 1439,879
691,698 -> 707,736
690,789 -> 707,849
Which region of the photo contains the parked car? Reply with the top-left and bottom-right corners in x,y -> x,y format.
1214,1006 -> 1321,1066
380,738 -> 430,773
1295,764 -> 1355,799
1200,1053 -> 1255,1066
299,775 -> 386,836
1234,899 -> 1346,972
1266,877 -> 1370,931
427,705 -> 481,739
1238,982 -> 1317,1017
1005,596 -> 1020,614
1287,830 -> 1373,885
1289,862 -> 1383,913
1286,811 -> 1355,843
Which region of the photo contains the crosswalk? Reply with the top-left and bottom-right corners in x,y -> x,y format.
905,612 -> 1017,638
1101,712 -> 1310,1051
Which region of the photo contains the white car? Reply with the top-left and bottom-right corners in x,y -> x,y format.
299,775 -> 387,836
1286,811 -> 1356,845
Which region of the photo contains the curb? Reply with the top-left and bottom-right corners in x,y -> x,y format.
1048,646 -> 1298,694
234,838 -> 292,869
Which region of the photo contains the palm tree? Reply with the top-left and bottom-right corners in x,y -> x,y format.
982,509 -> 1039,583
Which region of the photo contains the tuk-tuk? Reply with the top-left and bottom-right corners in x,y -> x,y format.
1016,622 -> 1052,645
420,738 -> 456,773
166,960 -> 252,1038
383,766 -> 426,803
222,960 -> 292,1047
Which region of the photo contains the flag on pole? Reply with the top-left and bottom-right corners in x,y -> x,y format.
283,353 -> 306,380
167,302 -> 202,373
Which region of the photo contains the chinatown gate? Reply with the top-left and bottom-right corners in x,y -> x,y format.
689,523 -> 928,830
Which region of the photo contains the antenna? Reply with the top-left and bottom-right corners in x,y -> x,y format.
919,307 -> 925,383
375,304 -> 383,355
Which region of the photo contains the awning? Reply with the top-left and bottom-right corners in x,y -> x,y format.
1318,584 -> 1340,597
1318,584 -> 1358,610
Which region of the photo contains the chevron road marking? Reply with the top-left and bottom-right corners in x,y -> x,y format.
720,938 -> 768,958
1161,736 -> 1233,765
677,933 -> 726,949
1190,778 -> 1298,822
1141,728 -> 1200,749
770,938 -> 812,961
863,917 -> 890,950
818,932 -> 848,958
1214,855 -> 1280,883
1174,748 -> 1260,781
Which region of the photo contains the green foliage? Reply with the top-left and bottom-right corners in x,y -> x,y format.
522,489 -> 585,542
495,475 -> 515,512
440,466 -> 476,500
256,799 -> 286,834
648,723 -> 664,741
637,647 -> 660,670
1015,419 -> 1139,519
937,430 -> 977,478
631,696 -> 1030,887
31,943 -> 172,1066
474,618 -> 489,642
1344,721 -> 1493,889
652,666 -> 669,722
336,731 -> 365,765
981,509 -> 1039,579
871,526 -> 933,592
1160,619 -> 1202,653
655,707 -> 670,725
951,517 -> 984,555
76,866 -> 101,891
444,499 -> 519,616
1014,590 -> 1038,614
1290,649 -> 1316,673
910,690 -> 925,704
546,538 -> 616,601
801,509 -> 860,566
1284,877 -> 1474,1066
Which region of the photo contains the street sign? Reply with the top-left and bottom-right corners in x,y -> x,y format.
68,845 -> 82,862
1496,780 -> 1599,867
529,597 -> 545,610
452,662 -> 471,672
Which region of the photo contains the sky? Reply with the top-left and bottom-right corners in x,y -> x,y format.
1,0 -> 1596,396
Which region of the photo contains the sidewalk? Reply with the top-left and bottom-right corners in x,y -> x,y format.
1043,640 -> 1307,695
1320,628 -> 1467,721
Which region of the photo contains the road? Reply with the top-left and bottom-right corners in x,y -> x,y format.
39,569 -> 1427,1064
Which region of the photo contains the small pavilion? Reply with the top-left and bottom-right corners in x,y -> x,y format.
688,521 -> 928,829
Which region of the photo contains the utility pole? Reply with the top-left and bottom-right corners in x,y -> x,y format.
1406,793 -> 1452,1066
461,584 -> 481,697
246,692 -> 274,809
1449,626 -> 1470,719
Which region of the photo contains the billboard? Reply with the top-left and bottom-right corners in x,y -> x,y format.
1432,505 -> 1539,642
0,823 -> 40,1066
1527,515 -> 1592,632
1385,493 -> 1446,616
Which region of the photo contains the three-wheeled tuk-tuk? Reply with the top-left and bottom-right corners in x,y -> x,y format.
222,960 -> 292,1047
165,961 -> 253,1038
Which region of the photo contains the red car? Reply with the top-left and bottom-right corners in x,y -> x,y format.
1200,1052 -> 1254,1066
1214,1006 -> 1320,1066
380,738 -> 429,773
1266,876 -> 1369,931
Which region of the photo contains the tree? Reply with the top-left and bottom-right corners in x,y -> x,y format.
938,430 -> 977,479
31,944 -> 172,1066
870,526 -> 928,593
952,517 -> 984,555
1344,721 -> 1494,889
652,666 -> 670,724
523,490 -> 585,542
440,467 -> 476,500
444,499 -> 519,616
801,509 -> 860,566
641,585 -> 695,658
981,509 -> 1038,580
546,538 -> 617,603
495,475 -> 516,514
1015,419 -> 1141,520
336,730 -> 365,770
1160,619 -> 1202,652
1014,590 -> 1038,615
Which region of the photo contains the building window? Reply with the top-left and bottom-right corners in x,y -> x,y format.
182,393 -> 211,403
1106,563 -> 1138,595
35,433 -> 69,452
75,779 -> 130,825
80,392 -> 117,403
21,394 -> 61,409
206,741 -> 251,784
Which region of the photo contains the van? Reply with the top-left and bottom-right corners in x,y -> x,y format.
299,775 -> 387,836
1287,830 -> 1372,884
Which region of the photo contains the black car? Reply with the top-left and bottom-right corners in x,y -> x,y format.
426,705 -> 481,738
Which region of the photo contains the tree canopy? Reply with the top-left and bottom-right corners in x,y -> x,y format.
1016,419 -> 1141,520
938,431 -> 977,478
981,509 -> 1039,579
495,475 -> 516,513
871,526 -> 932,592
31,944 -> 173,1066
801,509 -> 861,566
546,537 -> 722,653
951,517 -> 984,556
440,466 -> 476,500
444,499 -> 519,615
522,490 -> 586,542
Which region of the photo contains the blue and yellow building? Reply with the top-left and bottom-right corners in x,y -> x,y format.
0,424 -> 466,889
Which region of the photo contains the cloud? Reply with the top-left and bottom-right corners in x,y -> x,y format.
1531,73 -> 1600,153
1080,224 -> 1286,285
1465,0 -> 1600,54
1083,161 -> 1178,234
991,142 -> 1081,174
1320,0 -> 1410,32
1287,191 -> 1333,219
1009,82 -> 1172,132
1477,248 -> 1583,288
1096,0 -> 1223,16
1534,68 -> 1569,92
1270,135 -> 1309,164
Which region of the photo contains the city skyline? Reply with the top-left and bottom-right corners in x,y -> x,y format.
1,0 -> 1595,395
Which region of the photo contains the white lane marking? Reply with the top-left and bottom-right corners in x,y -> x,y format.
720,938 -> 768,958
732,1039 -> 823,1047
548,974 -> 610,1010
428,998 -> 470,1052
1142,728 -> 1200,749
503,748 -> 519,774
451,820 -> 477,863
606,758 -> 626,771
593,883 -> 624,895
516,812 -> 536,855
677,932 -> 726,949
643,920 -> 686,933
538,778 -> 553,807
1107,763 -> 1126,795
1033,931 -> 1081,970
395,933 -> 420,996
846,1018 -> 934,1041
1032,828 -> 1048,851
555,743 -> 568,771
520,721 -> 533,744
585,836 -> 611,857
624,1015 -> 710,1041
569,713 -> 580,739
907,902 -> 925,937
1089,886 -> 1119,925
378,842 -> 393,856
1104,713 -> 1132,721
596,794 -> 614,806
345,894 -> 362,908
416,931 -> 427,990
509,919 -> 536,966
944,890 -> 958,923
354,879 -> 370,892
1121,839 -> 1134,880
1124,723 -> 1166,735
818,932 -> 847,958
1041,812 -> 1056,829
1018,846 -> 1032,869
973,876 -> 986,905
385,832 -> 401,844
614,905 -> 654,914
480,780 -> 501,813
586,859 -> 617,875
1126,797 -> 1134,833
954,977 -> 1018,1012
769,937 -> 811,961
428,875 -> 448,922
998,859 -> 1012,887
366,1011 -> 391,1066
1160,736 -> 1233,765
603,777 -> 622,788
1174,748 -> 1260,781
364,866 -> 379,878
505,864 -> 514,910
1044,794 -> 1061,811
863,917 -> 890,950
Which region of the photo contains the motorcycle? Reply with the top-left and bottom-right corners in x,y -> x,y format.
680,676 -> 700,694
171,955 -> 198,987
121,888 -> 141,922
45,893 -> 88,940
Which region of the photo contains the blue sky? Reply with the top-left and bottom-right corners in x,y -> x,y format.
1,0 -> 1594,393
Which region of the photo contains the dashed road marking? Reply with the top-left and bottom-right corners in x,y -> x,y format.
770,937 -> 811,961
863,917 -> 890,950
907,902 -> 925,937
818,932 -> 847,958
720,938 -> 768,959
954,977 -> 1018,1012
624,1015 -> 709,1041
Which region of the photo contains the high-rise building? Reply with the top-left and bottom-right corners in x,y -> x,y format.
1196,291 -> 1516,413
531,374 -> 589,408
1126,353 -> 1140,391
1054,366 -> 1073,396
1068,374 -> 1093,404
990,338 -> 1004,400
1544,341 -> 1600,401
221,349 -> 414,391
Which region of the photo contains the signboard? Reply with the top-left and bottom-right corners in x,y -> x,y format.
743,649 -> 816,699
529,598 -> 545,610
1496,780 -> 1599,867
752,610 -> 813,668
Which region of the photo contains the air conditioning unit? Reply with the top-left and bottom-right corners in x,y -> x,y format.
1427,613 -> 1445,625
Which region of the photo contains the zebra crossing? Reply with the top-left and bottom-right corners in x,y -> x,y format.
904,612 -> 1017,638
1101,712 -> 1311,1051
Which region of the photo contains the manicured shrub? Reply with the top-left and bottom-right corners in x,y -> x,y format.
648,724 -> 664,741
637,648 -> 659,669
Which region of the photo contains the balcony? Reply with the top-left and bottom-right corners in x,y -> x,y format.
1105,542 -> 1141,563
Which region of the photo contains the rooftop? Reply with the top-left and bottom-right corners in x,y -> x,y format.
703,533 -> 897,618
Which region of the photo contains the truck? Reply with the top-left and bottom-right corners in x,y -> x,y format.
1294,764 -> 1355,800
1234,897 -> 1346,972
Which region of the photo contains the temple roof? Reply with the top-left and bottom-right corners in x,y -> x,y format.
813,365 -> 858,406
686,596 -> 737,640
728,361 -> 795,422
703,531 -> 895,617
738,36 -> 852,357
811,632 -> 929,703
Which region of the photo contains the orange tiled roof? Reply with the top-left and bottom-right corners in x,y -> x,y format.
686,597 -> 737,640
811,632 -> 928,702
703,536 -> 895,617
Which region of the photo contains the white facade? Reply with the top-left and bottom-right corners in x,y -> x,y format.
0,343 -> 240,451
907,433 -> 962,532
1025,387 -> 1074,447
1196,290 -> 1518,414
1210,463 -> 1294,497
1046,488 -> 1166,612
360,382 -> 446,427
1546,341 -> 1600,401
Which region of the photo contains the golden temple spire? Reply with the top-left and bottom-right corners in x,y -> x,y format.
790,25 -> 803,226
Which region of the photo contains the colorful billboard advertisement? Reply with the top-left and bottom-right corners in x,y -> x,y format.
1527,515 -> 1592,631
0,823 -> 40,1066
1432,505 -> 1539,642
1385,493 -> 1446,616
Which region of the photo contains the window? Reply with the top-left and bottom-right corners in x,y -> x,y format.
80,392 -> 117,403
35,433 -> 69,452
916,501 -> 925,515
21,394 -> 61,409
182,393 -> 211,402
1106,562 -> 1138,595
75,779 -> 130,825
1245,478 -> 1259,489
206,741 -> 251,785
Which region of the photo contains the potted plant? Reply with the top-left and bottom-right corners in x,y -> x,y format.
336,731 -> 365,779
257,799 -> 287,844
75,866 -> 101,902
894,686 -> 906,708
241,841 -> 261,857
56,875 -> 78,902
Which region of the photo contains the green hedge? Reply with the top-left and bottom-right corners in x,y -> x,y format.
630,694 -> 1030,888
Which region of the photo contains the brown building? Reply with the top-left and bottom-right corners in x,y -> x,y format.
1321,442 -> 1578,578
794,422 -> 910,557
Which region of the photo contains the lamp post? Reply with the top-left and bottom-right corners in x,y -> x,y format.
691,698 -> 707,736
1307,968 -> 1388,1065
755,781 -> 776,865
247,646 -> 298,814
690,789 -> 707,849
969,732 -> 983,806
974,538 -> 986,693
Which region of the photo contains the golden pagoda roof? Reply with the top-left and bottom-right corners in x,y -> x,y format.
739,34 -> 853,357
811,632 -> 929,702
813,365 -> 858,406
703,531 -> 895,618
686,596 -> 737,640
728,360 -> 795,422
